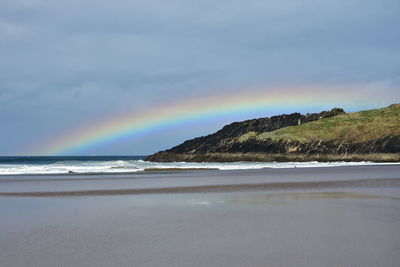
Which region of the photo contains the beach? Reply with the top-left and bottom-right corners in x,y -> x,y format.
1,165 -> 400,266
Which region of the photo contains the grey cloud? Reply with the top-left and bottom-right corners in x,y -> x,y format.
0,0 -> 399,155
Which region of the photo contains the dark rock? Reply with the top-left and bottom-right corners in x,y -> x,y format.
146,105 -> 400,162
146,108 -> 345,161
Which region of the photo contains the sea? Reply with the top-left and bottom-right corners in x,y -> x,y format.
0,156 -> 398,175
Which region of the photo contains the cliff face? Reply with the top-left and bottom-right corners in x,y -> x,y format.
146,104 -> 400,162
222,135 -> 400,154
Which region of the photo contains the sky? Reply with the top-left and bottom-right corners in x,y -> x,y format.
1,0 -> 400,156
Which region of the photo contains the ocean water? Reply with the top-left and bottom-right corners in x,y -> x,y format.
0,156 -> 398,175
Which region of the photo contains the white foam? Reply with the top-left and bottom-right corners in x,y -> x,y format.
0,160 -> 399,175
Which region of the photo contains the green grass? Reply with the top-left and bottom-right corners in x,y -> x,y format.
238,104 -> 400,143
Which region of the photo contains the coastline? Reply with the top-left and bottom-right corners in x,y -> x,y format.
146,105 -> 400,163
146,152 -> 400,162
1,165 -> 399,195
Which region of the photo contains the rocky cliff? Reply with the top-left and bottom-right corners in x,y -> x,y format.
146,104 -> 400,162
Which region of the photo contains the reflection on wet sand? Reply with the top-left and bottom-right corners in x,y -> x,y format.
1,177 -> 399,197
1,166 -> 400,267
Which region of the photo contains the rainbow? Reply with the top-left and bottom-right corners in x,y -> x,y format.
34,85 -> 392,155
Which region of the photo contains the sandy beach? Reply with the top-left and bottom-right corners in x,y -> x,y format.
1,165 -> 400,266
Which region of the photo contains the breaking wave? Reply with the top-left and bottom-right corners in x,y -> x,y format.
0,156 -> 398,175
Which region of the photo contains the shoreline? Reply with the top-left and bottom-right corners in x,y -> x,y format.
146,152 -> 400,162
1,165 -> 400,197
1,160 -> 400,177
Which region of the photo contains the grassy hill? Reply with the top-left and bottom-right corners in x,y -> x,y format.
147,104 -> 400,162
239,104 -> 400,144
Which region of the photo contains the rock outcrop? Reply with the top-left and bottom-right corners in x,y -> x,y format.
147,108 -> 343,160
146,105 -> 400,162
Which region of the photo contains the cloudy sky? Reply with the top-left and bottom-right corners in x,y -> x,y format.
1,0 -> 400,155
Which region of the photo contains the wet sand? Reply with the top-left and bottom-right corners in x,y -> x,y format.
1,177 -> 399,197
1,165 -> 400,266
